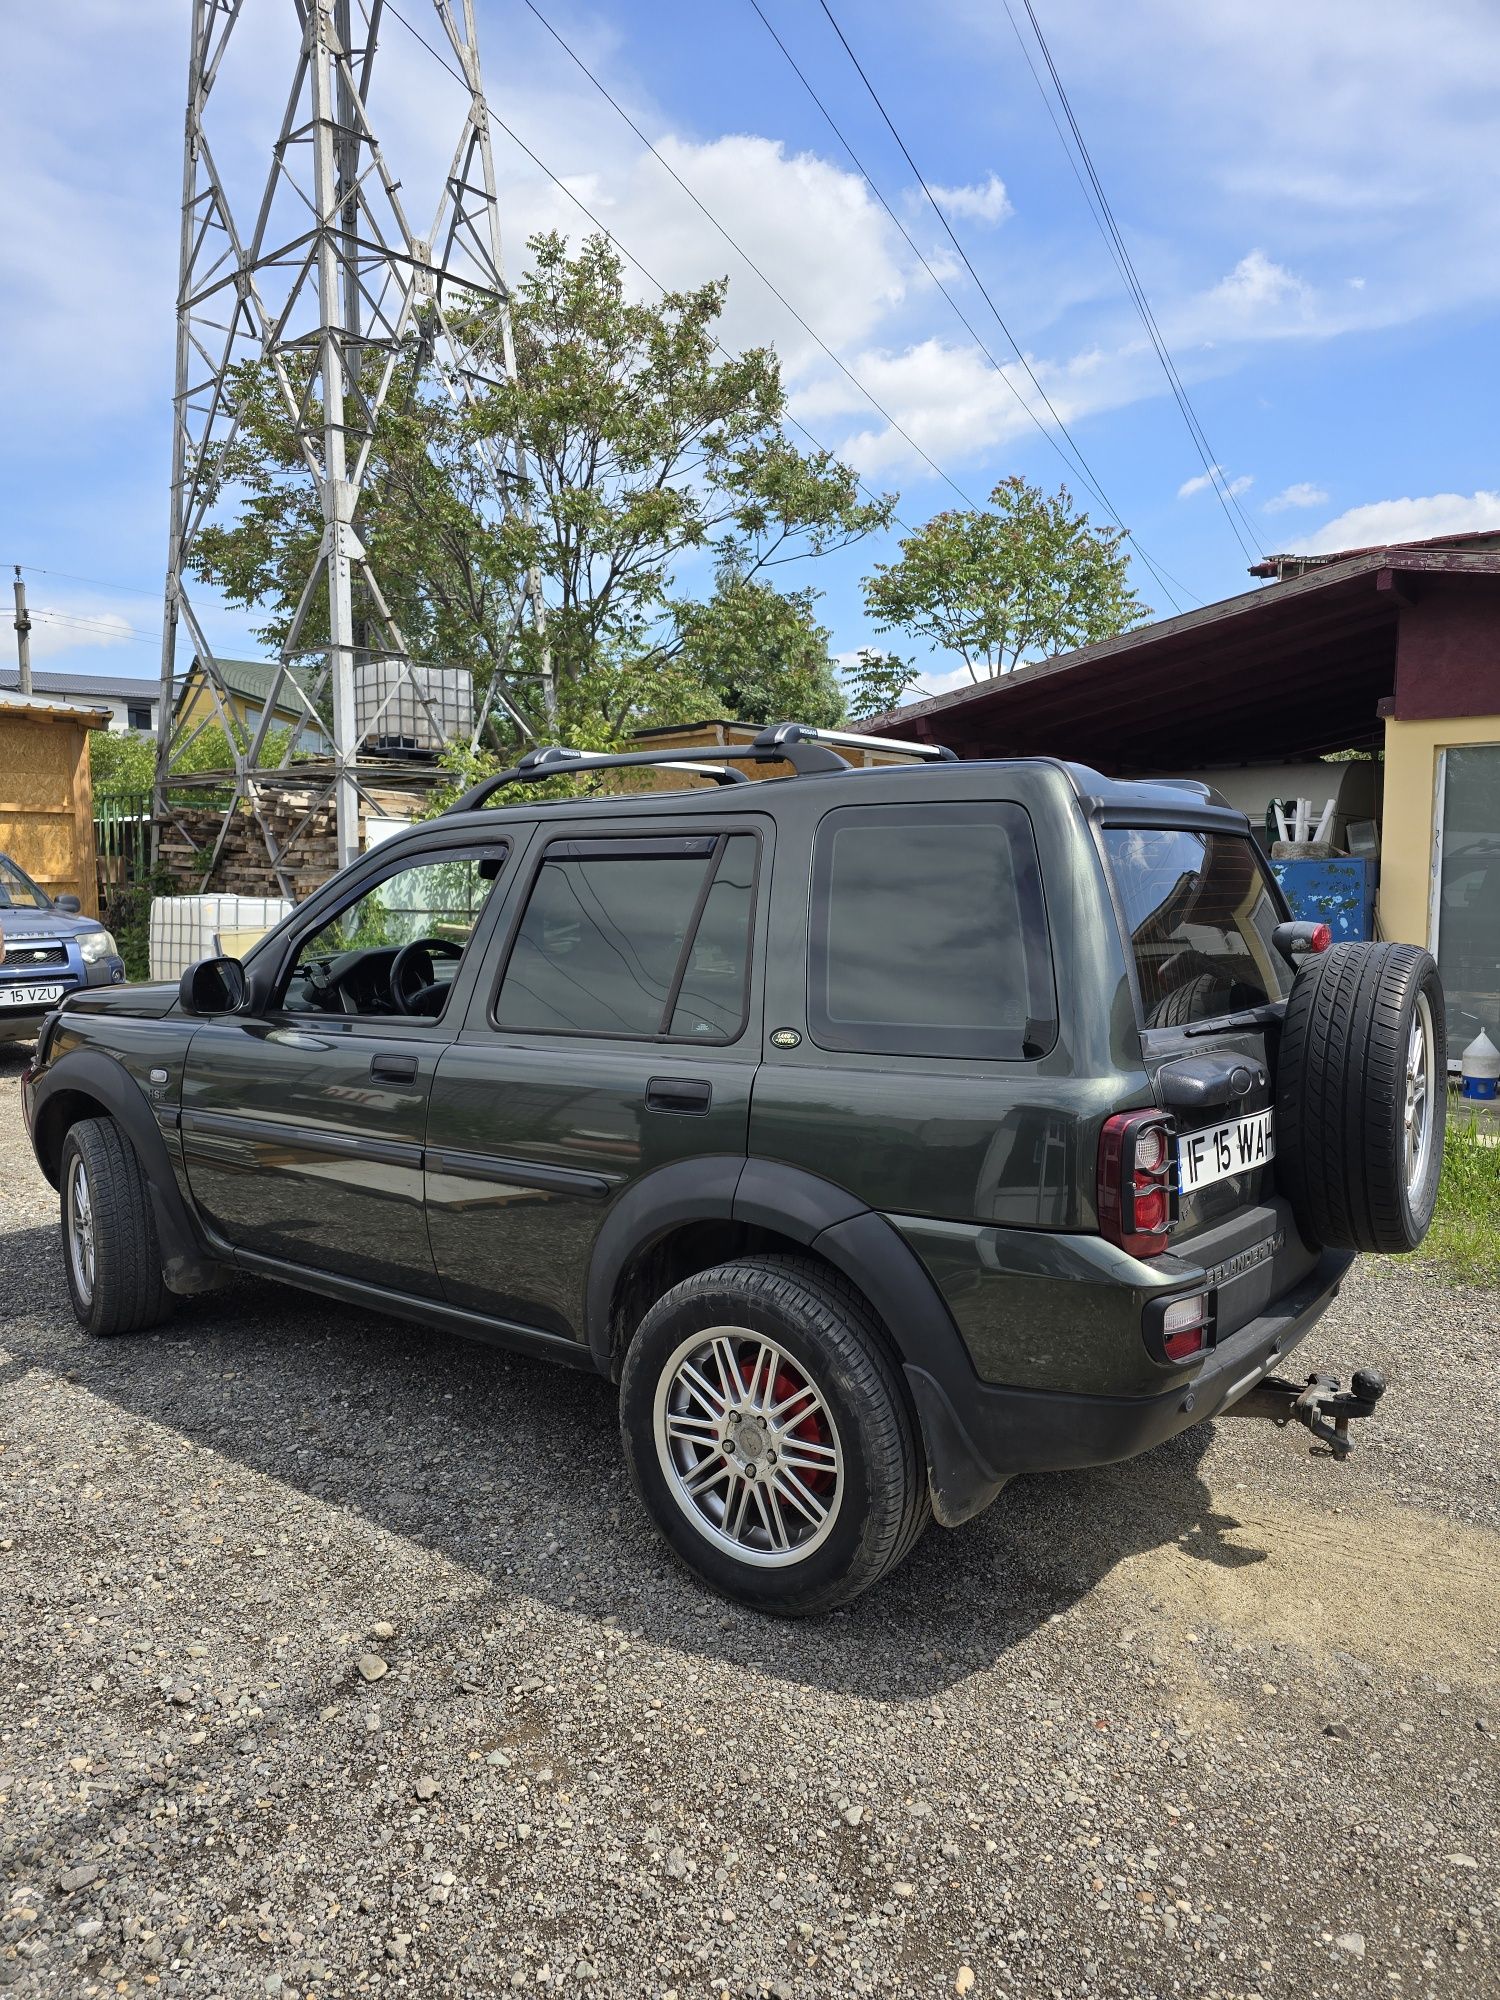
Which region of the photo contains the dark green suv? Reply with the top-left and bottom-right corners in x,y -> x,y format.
21,724 -> 1446,1613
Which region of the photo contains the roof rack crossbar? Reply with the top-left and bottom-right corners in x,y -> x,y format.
755,722 -> 957,765
444,720 -> 956,814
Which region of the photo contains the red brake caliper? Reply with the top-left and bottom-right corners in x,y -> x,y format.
771,1365 -> 834,1495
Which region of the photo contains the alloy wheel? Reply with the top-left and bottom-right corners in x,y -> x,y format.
66,1155 -> 95,1306
1404,990 -> 1437,1199
652,1327 -> 844,1568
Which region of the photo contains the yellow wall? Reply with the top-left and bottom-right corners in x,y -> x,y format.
1380,713 -> 1500,947
176,681 -> 257,737
175,680 -> 306,739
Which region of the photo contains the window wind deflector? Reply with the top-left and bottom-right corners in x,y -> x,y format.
545,836 -> 719,862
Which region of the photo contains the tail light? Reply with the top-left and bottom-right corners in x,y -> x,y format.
1143,1287 -> 1218,1366
1272,919 -> 1332,962
1098,1109 -> 1175,1257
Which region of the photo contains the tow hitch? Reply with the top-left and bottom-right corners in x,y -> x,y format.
1228,1368 -> 1388,1459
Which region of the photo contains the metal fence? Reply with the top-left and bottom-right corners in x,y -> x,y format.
93,790 -> 155,889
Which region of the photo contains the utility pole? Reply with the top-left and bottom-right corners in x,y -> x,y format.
155,0 -> 542,890
11,566 -> 32,696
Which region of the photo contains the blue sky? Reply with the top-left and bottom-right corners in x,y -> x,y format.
3,0 -> 1498,705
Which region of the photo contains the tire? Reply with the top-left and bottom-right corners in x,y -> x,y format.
619,1255 -> 930,1615
59,1117 -> 173,1337
1275,942 -> 1446,1254
1147,971 -> 1231,1028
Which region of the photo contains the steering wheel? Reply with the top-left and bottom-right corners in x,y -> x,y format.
389,936 -> 464,1016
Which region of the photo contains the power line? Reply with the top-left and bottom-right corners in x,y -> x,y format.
1005,0 -> 1262,565
747,0 -> 1189,612
381,0 -> 921,540
28,609 -> 162,647
811,0 -> 1196,611
513,0 -> 987,511
17,564 -> 164,598
387,0 -> 977,509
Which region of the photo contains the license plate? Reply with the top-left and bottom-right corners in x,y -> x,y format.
1177,1108 -> 1275,1193
0,982 -> 65,1007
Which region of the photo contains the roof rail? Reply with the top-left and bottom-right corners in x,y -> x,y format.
445,721 -> 956,815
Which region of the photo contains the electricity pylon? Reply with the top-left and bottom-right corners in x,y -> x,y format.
155,0 -> 546,893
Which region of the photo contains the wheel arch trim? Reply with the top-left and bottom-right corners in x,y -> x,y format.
28,1047 -> 227,1295
586,1154 -> 1002,1526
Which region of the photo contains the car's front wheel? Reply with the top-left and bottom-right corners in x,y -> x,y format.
619,1256 -> 929,1615
59,1117 -> 172,1337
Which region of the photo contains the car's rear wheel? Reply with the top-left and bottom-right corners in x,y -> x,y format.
59,1118 -> 172,1337
619,1255 -> 929,1615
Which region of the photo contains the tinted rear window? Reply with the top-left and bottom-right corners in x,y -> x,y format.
1104,827 -> 1292,1026
494,834 -> 755,1041
808,803 -> 1056,1060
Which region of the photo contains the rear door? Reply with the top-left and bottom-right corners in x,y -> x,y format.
1101,822 -> 1318,1322
425,814 -> 770,1344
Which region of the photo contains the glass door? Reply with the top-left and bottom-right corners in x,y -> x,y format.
1431,744 -> 1500,1057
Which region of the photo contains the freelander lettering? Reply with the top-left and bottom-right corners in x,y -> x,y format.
1200,1230 -> 1286,1290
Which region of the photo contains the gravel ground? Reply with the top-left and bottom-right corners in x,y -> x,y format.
1,1039 -> 1496,2000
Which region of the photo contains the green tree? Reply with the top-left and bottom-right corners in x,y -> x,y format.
190,232 -> 893,746
91,722 -> 299,799
669,572 -> 844,728
863,476 -> 1146,681
842,648 -> 922,720
89,729 -> 156,800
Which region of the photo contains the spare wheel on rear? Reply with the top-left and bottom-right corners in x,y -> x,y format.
1274,941 -> 1446,1254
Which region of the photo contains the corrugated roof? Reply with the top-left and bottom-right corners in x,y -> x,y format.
0,689 -> 113,724
0,668 -> 161,703
181,656 -> 317,707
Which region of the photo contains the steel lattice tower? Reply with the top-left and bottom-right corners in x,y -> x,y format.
156,0 -> 545,892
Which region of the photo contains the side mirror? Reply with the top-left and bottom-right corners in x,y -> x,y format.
55,894 -> 82,913
178,956 -> 248,1016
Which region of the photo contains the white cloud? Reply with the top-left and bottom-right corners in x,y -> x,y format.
1201,249 -> 1314,329
1265,481 -> 1329,512
1178,464 -> 1252,500
925,174 -> 1012,226
1297,490 -> 1500,555
25,597 -> 147,663
793,334 -> 1111,480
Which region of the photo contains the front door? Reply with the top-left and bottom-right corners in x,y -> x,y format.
181,837 -> 510,1295
425,817 -> 769,1343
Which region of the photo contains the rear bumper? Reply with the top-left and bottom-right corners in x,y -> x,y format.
906,1247 -> 1355,1523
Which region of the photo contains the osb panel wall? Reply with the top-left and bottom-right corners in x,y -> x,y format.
0,711 -> 101,916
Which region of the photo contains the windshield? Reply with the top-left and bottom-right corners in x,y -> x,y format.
1104,827 -> 1291,1027
0,855 -> 50,911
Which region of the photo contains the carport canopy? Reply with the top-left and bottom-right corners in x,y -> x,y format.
863,547 -> 1500,771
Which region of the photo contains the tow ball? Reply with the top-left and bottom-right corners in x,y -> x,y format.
1229,1368 -> 1388,1459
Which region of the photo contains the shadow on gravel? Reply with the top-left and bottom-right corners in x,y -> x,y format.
0,1216 -> 1248,1701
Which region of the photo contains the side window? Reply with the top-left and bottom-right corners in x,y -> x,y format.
283,844 -> 507,1018
808,803 -> 1056,1060
495,833 -> 757,1042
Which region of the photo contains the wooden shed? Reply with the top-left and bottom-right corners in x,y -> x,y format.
628,719 -> 927,785
0,692 -> 109,916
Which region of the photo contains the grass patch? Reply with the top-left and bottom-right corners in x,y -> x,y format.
1421,1105 -> 1500,1285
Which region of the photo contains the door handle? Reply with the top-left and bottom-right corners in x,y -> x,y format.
645,1076 -> 712,1114
370,1053 -> 419,1084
